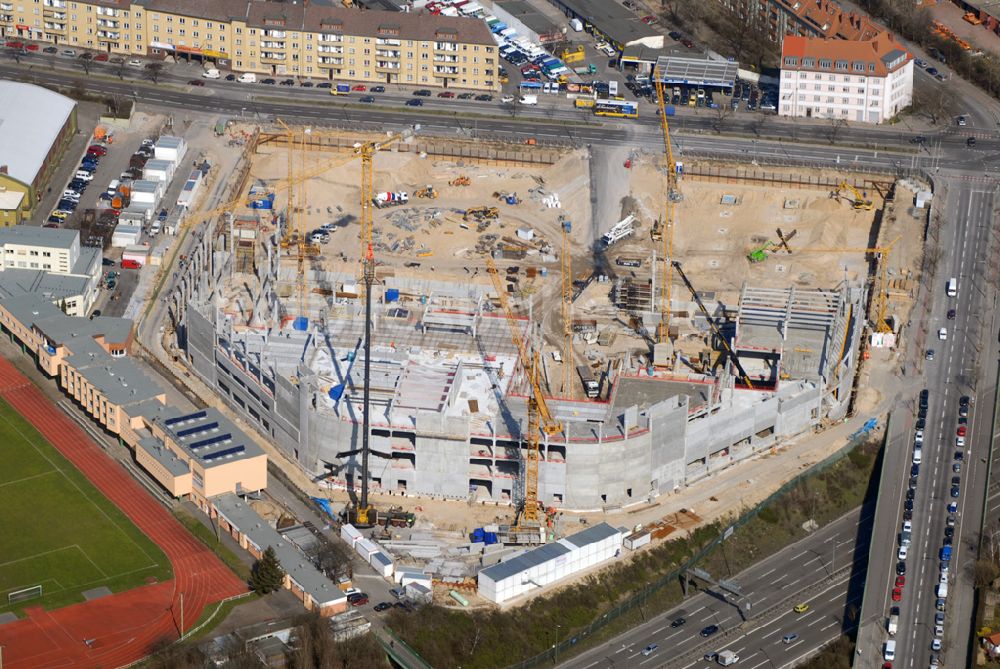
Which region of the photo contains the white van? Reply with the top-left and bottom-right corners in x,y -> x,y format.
912,448 -> 922,465
947,277 -> 957,297
237,72 -> 256,83
202,68 -> 221,79
519,94 -> 538,105
609,80 -> 619,97
937,582 -> 949,598
884,640 -> 896,661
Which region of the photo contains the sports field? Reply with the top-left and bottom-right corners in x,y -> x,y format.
0,398 -> 171,615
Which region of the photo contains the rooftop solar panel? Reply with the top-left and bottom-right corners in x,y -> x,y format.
177,421 -> 218,437
203,445 -> 246,462
164,409 -> 207,426
190,433 -> 232,450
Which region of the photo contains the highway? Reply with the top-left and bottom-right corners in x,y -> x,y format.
854,181 -> 999,668
558,508 -> 873,669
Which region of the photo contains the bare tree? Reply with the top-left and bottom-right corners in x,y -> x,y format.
711,95 -> 734,133
305,540 -> 352,581
112,56 -> 127,80
78,54 -> 93,75
826,117 -> 848,145
911,85 -> 957,125
972,558 -> 999,588
146,62 -> 164,84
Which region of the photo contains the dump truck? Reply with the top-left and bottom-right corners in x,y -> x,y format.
577,365 -> 599,399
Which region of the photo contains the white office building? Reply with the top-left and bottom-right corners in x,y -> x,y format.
0,227 -> 101,316
778,35 -> 913,124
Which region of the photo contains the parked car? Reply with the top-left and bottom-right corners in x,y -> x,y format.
280,78 -> 295,86
94,53 -> 108,61
458,92 -> 475,99
352,84 -> 367,91
371,85 -> 386,93
121,259 -> 141,269
438,91 -> 456,98
413,89 -> 432,96
43,46 -> 58,54
317,82 -> 333,89
299,81 -> 314,87
261,78 -> 276,85
475,94 -> 494,101
87,144 -> 108,156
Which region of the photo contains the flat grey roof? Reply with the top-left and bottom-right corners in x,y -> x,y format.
132,180 -> 161,193
0,270 -> 89,304
156,136 -> 184,148
0,225 -> 78,250
654,55 -> 739,87
0,293 -> 64,329
137,436 -> 191,477
561,522 -> 620,548
480,541 -> 571,583
550,0 -> 660,47
214,493 -> 347,607
156,406 -> 264,468
0,81 -> 76,186
495,0 -> 559,35
74,357 -> 165,406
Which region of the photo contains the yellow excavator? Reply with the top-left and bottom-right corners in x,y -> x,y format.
833,181 -> 873,211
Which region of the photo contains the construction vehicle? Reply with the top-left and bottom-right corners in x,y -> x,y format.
486,258 -> 561,540
414,185 -> 438,199
493,191 -> 521,205
672,261 -> 755,389
464,206 -> 499,222
653,63 -> 681,346
560,45 -> 586,63
577,365 -> 599,398
449,176 -> 471,187
832,181 -> 873,211
600,213 -> 636,249
373,191 -> 409,208
747,228 -> 797,263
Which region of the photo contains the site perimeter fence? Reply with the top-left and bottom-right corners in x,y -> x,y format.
682,164 -> 897,192
504,418 -> 883,669
681,149 -> 925,180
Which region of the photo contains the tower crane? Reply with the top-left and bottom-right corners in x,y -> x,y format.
652,65 -> 680,351
560,218 -> 573,395
671,261 -> 755,389
486,258 -> 562,530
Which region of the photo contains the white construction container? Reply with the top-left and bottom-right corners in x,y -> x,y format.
369,551 -> 394,578
130,179 -> 163,206
122,204 -> 153,222
111,223 -> 143,248
340,524 -> 363,548
121,244 -> 151,266
355,538 -> 379,562
142,158 -> 175,184
405,582 -> 433,603
176,169 -> 203,208
395,568 -> 429,585
400,572 -> 432,588
154,135 -> 187,163
624,532 -> 651,550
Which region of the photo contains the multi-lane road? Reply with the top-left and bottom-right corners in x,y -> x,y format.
559,508 -> 873,669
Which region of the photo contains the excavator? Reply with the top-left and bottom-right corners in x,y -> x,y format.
832,181 -> 874,211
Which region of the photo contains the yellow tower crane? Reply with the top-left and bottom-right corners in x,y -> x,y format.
486,258 -> 562,528
783,237 -> 899,334
653,65 -> 679,349
560,218 -> 572,396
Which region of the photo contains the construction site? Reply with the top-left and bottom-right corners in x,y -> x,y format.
169,106 -> 928,601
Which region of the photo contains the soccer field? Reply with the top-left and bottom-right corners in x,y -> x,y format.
0,398 -> 171,615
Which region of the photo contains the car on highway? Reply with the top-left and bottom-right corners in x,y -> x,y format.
898,545 -> 908,560
938,327 -> 948,340
360,95 -> 375,103
793,603 -> 810,613
968,137 -> 977,147
910,135 -> 926,144
641,644 -> 658,656
947,308 -> 956,319
187,79 -> 206,86
891,587 -> 902,602
925,349 -> 935,360
782,633 -> 799,644
700,624 -> 720,637
670,617 -> 686,628
405,98 -> 424,106
475,94 -> 494,101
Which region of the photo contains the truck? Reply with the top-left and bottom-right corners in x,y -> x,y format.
336,83 -> 350,95
569,17 -> 583,31
574,64 -> 598,76
577,365 -> 599,399
600,213 -> 636,248
717,650 -> 739,666
887,613 -> 898,635
373,191 -> 409,208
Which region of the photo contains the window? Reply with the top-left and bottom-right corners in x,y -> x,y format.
783,56 -> 797,66
819,58 -> 831,68
835,60 -> 848,70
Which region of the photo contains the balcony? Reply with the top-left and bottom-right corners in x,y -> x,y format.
96,6 -> 119,16
375,49 -> 400,59
43,0 -> 66,6
45,10 -> 66,19
97,18 -> 119,28
375,61 -> 400,70
262,30 -> 286,38
1,2 -> 13,10
97,30 -> 121,40
434,41 -> 457,52
318,56 -> 343,66
44,21 -> 67,32
318,33 -> 342,43
261,51 -> 286,62
434,65 -> 459,76
260,40 -> 284,49
317,45 -> 343,54
0,13 -> 13,22
433,54 -> 458,63
376,37 -> 400,46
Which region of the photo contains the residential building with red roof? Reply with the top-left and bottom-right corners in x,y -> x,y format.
778,34 -> 913,123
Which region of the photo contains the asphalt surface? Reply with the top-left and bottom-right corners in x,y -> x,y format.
558,508 -> 873,669
855,181 -> 999,668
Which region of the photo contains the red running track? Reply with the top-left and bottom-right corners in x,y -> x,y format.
0,356 -> 246,668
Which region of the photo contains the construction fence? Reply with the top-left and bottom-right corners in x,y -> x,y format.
502,417 -> 883,669
683,164 -> 900,192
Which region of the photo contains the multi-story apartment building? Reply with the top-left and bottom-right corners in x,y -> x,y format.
0,226 -> 101,315
720,0 -> 883,45
0,0 -> 498,90
778,35 -> 912,124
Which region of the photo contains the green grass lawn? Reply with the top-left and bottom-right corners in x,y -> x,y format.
0,398 -> 171,616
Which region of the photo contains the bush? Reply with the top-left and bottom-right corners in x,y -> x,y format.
758,506 -> 780,524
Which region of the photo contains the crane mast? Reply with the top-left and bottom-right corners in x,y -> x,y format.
653,66 -> 678,347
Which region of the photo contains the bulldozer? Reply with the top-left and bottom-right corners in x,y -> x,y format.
464,206 -> 499,222
450,175 -> 471,187
415,184 -> 438,199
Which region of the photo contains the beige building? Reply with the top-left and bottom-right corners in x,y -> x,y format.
0,0 -> 498,90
